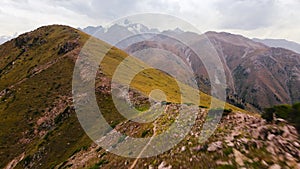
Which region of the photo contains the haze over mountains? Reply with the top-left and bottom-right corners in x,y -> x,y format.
80,22 -> 300,112
253,38 -> 300,54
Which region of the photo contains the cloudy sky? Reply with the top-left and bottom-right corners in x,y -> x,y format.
1,0 -> 300,43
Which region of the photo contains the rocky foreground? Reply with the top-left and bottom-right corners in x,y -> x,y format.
53,108 -> 300,169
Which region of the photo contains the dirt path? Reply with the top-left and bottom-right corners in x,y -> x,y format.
129,105 -> 169,169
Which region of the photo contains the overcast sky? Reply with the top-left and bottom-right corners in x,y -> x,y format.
1,0 -> 300,43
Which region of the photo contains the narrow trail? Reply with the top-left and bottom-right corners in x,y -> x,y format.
129,105 -> 169,169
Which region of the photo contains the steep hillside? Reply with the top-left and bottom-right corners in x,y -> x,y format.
0,25 -> 299,169
206,32 -> 300,110
0,25 -> 93,169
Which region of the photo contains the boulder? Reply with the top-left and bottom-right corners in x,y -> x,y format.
233,148 -> 251,166
268,164 -> 281,169
266,142 -> 276,155
293,141 -> 300,148
233,148 -> 245,166
207,141 -> 222,152
227,142 -> 234,147
158,161 -> 172,169
216,160 -> 229,165
267,133 -> 275,140
281,125 -> 290,138
261,160 -> 268,166
181,146 -> 186,152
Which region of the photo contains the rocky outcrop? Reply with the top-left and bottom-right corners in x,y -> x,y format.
58,40 -> 79,54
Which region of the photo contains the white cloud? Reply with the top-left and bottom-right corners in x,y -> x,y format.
0,0 -> 299,43
214,0 -> 279,30
0,0 -> 94,35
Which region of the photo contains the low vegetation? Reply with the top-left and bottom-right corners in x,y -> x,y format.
262,102 -> 300,132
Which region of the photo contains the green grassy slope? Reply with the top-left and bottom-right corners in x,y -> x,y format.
0,25 -> 93,168
0,25 -> 247,168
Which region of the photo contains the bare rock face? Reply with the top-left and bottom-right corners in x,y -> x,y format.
58,40 -> 79,55
205,32 -> 300,110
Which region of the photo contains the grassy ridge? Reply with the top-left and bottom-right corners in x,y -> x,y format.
0,25 -> 93,168
0,25 -> 246,168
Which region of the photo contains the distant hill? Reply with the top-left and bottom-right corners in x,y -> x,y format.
253,38 -> 300,54
0,34 -> 16,45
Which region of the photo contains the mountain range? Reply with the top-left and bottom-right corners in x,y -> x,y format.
253,38 -> 300,54
80,23 -> 300,112
0,24 -> 299,169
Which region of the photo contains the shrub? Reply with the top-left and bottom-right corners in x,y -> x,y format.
141,130 -> 150,137
262,108 -> 274,122
199,105 -> 208,108
89,160 -> 108,169
184,102 -> 194,106
262,103 -> 300,133
161,101 -> 171,105
223,147 -> 233,156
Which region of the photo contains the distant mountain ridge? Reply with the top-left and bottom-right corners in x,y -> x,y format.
78,21 -> 159,46
80,23 -> 300,111
253,38 -> 300,54
0,34 -> 17,44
